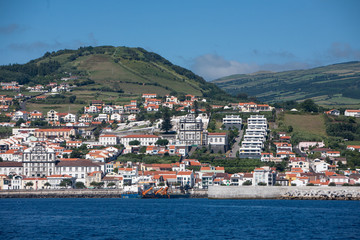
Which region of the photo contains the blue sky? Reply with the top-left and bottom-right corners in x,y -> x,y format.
0,0 -> 359,80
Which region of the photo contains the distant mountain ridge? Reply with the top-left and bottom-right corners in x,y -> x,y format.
0,46 -> 228,100
212,61 -> 360,107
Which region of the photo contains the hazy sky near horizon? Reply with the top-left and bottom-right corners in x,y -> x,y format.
0,0 -> 359,80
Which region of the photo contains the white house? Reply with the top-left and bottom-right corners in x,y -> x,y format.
12,111 -> 29,121
103,106 -> 114,114
207,132 -> 227,146
344,109 -> 360,117
56,159 -> 102,183
99,135 -> 118,146
64,113 -> 77,123
120,135 -> 160,147
312,160 -> 329,173
176,171 -> 194,187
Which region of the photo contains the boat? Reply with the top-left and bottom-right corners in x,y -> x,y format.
140,186 -> 190,199
141,193 -> 190,199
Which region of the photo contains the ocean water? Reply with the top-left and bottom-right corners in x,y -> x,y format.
0,199 -> 359,240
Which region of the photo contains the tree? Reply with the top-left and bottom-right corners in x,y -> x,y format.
90,181 -> 99,188
44,182 -> 51,188
75,182 -> 86,189
258,182 -> 267,186
69,95 -> 76,103
70,149 -> 82,158
288,125 -> 293,133
155,139 -> 169,146
300,99 -> 318,113
60,179 -> 73,188
161,107 -> 172,133
107,182 -> 116,188
15,118 -> 26,127
129,140 -> 140,146
25,182 -> 34,189
113,167 -> 119,174
193,100 -> 199,117
328,182 -> 336,186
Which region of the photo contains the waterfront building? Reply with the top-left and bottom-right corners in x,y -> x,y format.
56,159 -> 102,183
252,167 -> 277,186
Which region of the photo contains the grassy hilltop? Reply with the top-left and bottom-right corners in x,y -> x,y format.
0,46 -> 231,113
212,61 -> 360,108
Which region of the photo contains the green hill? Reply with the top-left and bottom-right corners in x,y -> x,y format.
212,61 -> 360,108
0,46 -> 231,113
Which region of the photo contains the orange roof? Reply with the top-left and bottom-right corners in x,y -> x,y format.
100,135 -> 117,138
177,171 -> 192,176
208,132 -> 226,136
277,152 -> 295,155
35,128 -> 72,132
23,178 -> 47,180
48,174 -> 72,178
201,167 -> 211,171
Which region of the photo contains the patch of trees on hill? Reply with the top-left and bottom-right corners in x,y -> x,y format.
0,60 -> 61,84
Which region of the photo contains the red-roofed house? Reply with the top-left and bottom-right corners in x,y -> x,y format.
344,109 -> 360,117
177,171 -> 194,187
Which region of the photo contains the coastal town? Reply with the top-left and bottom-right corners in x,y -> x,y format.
0,79 -> 360,196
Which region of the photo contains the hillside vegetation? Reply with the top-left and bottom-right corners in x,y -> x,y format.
0,46 -> 232,108
212,61 -> 360,107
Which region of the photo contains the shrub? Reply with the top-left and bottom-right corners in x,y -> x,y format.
242,180 -> 252,186
328,182 -> 336,186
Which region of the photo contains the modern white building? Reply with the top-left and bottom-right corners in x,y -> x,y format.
222,115 -> 242,130
252,167 -> 276,186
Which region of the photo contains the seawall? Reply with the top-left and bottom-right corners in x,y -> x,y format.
0,189 -> 123,198
208,186 -> 360,200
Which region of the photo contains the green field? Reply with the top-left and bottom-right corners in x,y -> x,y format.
26,103 -> 84,114
284,113 -> 327,136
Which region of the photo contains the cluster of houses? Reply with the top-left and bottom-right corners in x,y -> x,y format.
1,84 -> 360,191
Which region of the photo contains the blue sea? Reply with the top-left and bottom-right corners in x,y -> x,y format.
0,199 -> 359,240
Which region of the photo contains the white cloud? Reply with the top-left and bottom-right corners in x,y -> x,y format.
191,54 -> 260,80
327,42 -> 360,59
191,54 -> 313,80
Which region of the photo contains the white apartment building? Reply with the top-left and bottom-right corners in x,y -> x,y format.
99,135 -> 118,146
56,159 -> 102,183
252,167 -> 276,186
222,115 -> 242,130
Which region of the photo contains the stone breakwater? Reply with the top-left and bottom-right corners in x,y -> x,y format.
282,189 -> 360,200
208,186 -> 360,200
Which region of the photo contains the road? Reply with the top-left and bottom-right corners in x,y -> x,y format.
229,128 -> 244,158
